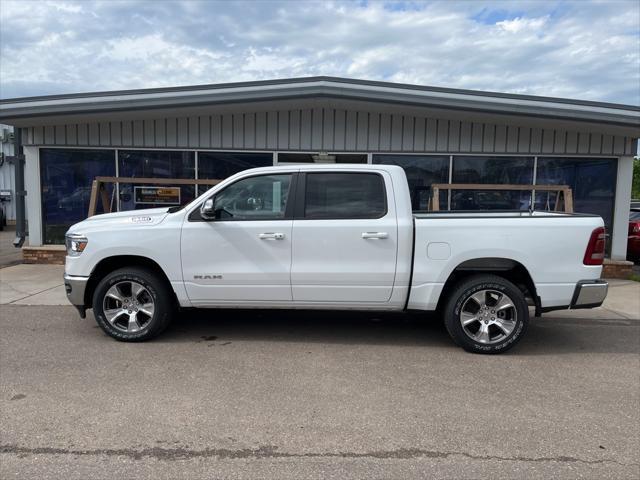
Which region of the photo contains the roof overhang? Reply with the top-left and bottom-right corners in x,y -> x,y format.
1,76 -> 639,136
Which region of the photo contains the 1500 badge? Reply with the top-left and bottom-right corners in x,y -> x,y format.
194,275 -> 223,280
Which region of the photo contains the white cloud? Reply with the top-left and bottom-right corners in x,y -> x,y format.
496,16 -> 548,33
0,0 -> 638,104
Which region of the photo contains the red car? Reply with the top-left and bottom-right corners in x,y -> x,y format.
628,209 -> 640,263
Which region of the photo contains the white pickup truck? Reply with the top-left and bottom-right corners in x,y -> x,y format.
64,164 -> 608,354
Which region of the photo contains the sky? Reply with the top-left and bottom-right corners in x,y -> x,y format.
0,0 -> 638,105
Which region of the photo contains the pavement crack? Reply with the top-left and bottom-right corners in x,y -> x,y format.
7,283 -> 64,304
0,444 -> 635,466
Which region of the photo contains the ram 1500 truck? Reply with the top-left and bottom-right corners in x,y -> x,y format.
64,164 -> 608,353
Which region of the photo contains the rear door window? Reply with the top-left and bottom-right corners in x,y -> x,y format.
304,173 -> 386,219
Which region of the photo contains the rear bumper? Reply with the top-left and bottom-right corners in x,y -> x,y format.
539,279 -> 608,313
570,279 -> 608,309
63,273 -> 88,318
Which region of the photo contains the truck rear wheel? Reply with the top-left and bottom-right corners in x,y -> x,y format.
92,267 -> 174,341
443,274 -> 528,354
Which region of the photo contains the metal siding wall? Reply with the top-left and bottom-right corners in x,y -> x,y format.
506,126 -> 518,153
266,111 -> 278,149
494,125 -> 506,153
448,120 -> 460,153
312,108 -> 323,150
244,113 -> 255,149
438,120 -> 450,152
344,110 -> 357,150
459,122 -> 472,152
17,108 -> 635,156
577,132 -> 590,154
143,120 -> 154,147
132,120 -> 143,146
110,122 -> 121,146
414,117 -> 425,151
289,110 -> 300,150
278,111 -> 288,150
334,110 -> 346,150
323,108 -> 334,150
0,125 -> 17,220
189,117 -> 200,148
357,112 -> 369,151
212,115 -> 222,148
566,131 -> 578,153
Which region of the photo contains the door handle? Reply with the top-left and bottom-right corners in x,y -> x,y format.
361,232 -> 388,239
259,232 -> 285,240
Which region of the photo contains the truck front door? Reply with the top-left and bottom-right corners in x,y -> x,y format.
181,173 -> 295,304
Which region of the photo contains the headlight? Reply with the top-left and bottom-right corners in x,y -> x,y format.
65,234 -> 88,256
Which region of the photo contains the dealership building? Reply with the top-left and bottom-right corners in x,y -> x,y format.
0,77 -> 637,263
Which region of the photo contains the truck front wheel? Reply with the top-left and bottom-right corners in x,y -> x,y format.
92,267 -> 174,341
443,274 -> 528,354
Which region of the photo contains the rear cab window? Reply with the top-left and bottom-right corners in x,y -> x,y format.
302,172 -> 387,219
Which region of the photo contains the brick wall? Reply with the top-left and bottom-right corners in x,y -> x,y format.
22,246 -> 66,265
602,259 -> 634,279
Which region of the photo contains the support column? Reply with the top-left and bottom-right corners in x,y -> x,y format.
610,156 -> 633,260
23,146 -> 42,246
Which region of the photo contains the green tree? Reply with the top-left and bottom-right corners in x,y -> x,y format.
633,157 -> 640,199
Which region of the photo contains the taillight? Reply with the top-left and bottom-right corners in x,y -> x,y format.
630,222 -> 640,234
583,227 -> 606,265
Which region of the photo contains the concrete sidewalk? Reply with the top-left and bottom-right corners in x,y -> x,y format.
1,263 -> 639,319
0,264 -> 67,305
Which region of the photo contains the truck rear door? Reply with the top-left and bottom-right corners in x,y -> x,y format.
291,171 -> 398,303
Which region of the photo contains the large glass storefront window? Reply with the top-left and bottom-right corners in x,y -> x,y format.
40,149 -> 115,244
38,148 -> 620,252
118,150 -> 195,210
197,152 -> 273,187
278,153 -> 367,164
536,157 -> 617,233
451,156 -> 534,210
372,155 -> 449,211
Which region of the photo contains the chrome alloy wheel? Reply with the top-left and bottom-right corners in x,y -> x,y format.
102,281 -> 155,333
459,289 -> 517,344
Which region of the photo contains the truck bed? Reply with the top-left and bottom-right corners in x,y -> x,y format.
408,210 -> 604,311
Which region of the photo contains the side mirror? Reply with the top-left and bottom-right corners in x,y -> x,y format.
200,198 -> 216,220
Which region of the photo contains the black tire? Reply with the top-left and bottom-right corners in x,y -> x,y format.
443,274 -> 528,354
92,267 -> 174,341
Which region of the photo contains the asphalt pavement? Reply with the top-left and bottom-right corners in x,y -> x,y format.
1,301 -> 639,479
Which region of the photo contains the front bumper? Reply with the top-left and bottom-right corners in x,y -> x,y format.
63,273 -> 89,318
570,279 -> 608,309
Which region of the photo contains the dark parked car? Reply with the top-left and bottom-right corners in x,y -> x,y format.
628,208 -> 640,263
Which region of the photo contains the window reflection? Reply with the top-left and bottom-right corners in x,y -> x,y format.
118,150 -> 195,210
451,156 -> 534,210
197,152 -> 273,194
536,157 -> 617,232
372,155 -> 449,211
40,149 -> 115,245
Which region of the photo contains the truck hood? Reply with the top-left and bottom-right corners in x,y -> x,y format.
67,207 -> 171,234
